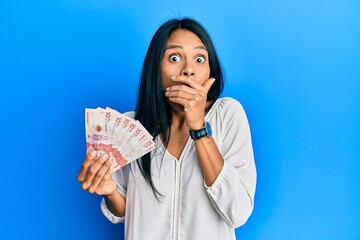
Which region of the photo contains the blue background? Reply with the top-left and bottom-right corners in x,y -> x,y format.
1,0 -> 359,239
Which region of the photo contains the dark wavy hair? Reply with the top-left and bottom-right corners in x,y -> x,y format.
134,18 -> 224,198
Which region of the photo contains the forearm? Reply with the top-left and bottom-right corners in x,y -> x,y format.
104,191 -> 126,218
194,136 -> 224,186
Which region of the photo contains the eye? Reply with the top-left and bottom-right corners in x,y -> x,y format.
195,56 -> 205,63
169,54 -> 181,62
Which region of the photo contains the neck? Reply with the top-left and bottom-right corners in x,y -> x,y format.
170,109 -> 187,129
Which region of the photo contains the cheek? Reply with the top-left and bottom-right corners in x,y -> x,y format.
160,60 -> 168,87
160,67 -> 172,89
161,78 -> 168,90
161,61 -> 181,88
197,66 -> 211,84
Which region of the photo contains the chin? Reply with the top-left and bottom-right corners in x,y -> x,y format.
167,101 -> 185,112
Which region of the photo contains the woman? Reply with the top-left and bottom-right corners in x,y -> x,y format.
78,18 -> 256,240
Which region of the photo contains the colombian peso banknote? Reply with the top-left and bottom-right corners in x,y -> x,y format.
85,107 -> 155,172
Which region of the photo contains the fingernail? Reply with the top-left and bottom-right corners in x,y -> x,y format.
166,87 -> 170,91
171,76 -> 176,80
90,150 -> 96,156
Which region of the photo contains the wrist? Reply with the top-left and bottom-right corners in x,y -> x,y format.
105,189 -> 117,198
189,120 -> 205,130
189,121 -> 212,140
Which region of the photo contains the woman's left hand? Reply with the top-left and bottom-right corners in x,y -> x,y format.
165,76 -> 216,129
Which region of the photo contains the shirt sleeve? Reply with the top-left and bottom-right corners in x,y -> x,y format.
100,164 -> 129,224
205,98 -> 257,228
100,198 -> 125,224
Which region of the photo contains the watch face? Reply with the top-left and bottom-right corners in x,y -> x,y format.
205,121 -> 212,137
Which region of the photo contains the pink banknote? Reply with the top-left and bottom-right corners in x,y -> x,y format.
85,107 -> 155,172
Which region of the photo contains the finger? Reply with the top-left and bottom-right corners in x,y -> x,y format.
103,163 -> 115,181
94,165 -> 116,195
168,96 -> 202,109
165,88 -> 196,100
86,145 -> 94,154
202,78 -> 216,91
166,84 -> 198,95
81,153 -> 110,190
89,157 -> 113,193
77,150 -> 98,182
171,76 -> 203,91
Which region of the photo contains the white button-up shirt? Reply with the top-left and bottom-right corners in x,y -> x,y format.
101,97 -> 257,240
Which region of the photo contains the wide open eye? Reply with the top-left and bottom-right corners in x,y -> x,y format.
195,56 -> 205,63
169,54 -> 181,62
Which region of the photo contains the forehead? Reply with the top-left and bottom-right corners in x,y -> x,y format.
166,29 -> 206,48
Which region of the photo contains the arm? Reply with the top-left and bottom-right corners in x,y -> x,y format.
204,99 -> 256,228
193,135 -> 224,187
77,150 -> 127,223
100,164 -> 129,224
104,191 -> 126,218
166,77 -> 256,228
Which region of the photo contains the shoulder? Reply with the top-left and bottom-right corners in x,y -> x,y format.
217,97 -> 243,108
208,97 -> 249,130
212,97 -> 246,117
123,111 -> 135,118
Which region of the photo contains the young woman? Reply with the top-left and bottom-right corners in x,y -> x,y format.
78,18 -> 256,240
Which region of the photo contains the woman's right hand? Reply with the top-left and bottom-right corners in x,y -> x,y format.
77,150 -> 117,196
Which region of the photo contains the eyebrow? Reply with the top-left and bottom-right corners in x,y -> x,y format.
165,45 -> 207,51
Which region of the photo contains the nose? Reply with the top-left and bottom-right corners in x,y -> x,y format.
180,59 -> 195,77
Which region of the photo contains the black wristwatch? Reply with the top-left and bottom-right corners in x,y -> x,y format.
189,121 -> 212,140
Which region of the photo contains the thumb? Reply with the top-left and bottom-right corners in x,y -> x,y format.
203,78 -> 216,91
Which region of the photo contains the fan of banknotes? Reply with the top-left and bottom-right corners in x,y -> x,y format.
85,107 -> 155,172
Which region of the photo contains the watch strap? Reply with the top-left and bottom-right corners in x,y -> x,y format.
189,121 -> 211,140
